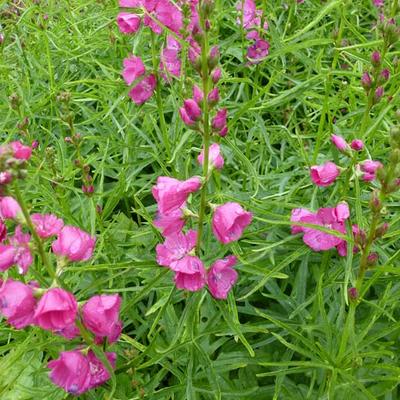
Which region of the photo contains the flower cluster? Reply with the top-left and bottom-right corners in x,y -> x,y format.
0,140 -> 32,185
150,1 -> 252,299
0,151 -> 121,395
117,0 -> 201,104
236,0 -> 270,64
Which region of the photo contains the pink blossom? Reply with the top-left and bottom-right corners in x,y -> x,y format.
143,0 -> 183,35
10,141 -> 32,160
350,139 -> 364,151
160,48 -> 181,78
82,294 -> 122,344
86,351 -> 117,390
0,171 -> 12,185
207,255 -> 238,299
52,226 -> 96,262
336,225 -> 362,257
117,12 -> 141,34
0,245 -> 16,271
236,0 -> 264,30
128,74 -> 157,104
359,160 -> 383,181
9,226 -> 32,274
0,279 -> 36,329
154,208 -> 185,236
247,39 -> 270,63
198,143 -> 224,170
290,202 -> 350,255
34,288 -> 78,331
120,0 -> 142,6
372,0 -> 384,6
290,208 -> 314,234
0,196 -> 22,220
156,230 -> 202,273
48,350 -> 91,395
212,202 -> 252,244
122,56 -> 146,85
310,161 -> 340,187
31,213 -> 64,238
174,266 -> 206,292
152,176 -> 202,214
0,220 -> 6,242
331,134 -> 348,152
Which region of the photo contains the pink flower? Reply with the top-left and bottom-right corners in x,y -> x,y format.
0,279 -> 36,329
350,139 -> 364,151
359,160 -> 383,181
0,245 -> 16,271
34,288 -> 78,331
117,12 -> 141,34
0,220 -> 7,242
120,0 -> 142,6
9,226 -> 33,274
290,202 -> 350,255
212,108 -> 227,130
156,230 -> 200,272
212,202 -> 252,244
336,225 -> 362,257
331,134 -> 348,152
174,266 -> 206,292
52,226 -> 96,262
0,196 -> 22,220
154,208 -> 185,237
152,176 -> 202,214
372,0 -> 384,6
31,213 -> 64,238
160,48 -> 181,78
236,0 -> 262,29
143,0 -> 183,34
48,350 -> 91,395
57,324 -> 80,340
82,294 -> 122,344
290,208 -> 314,234
310,161 -> 340,187
10,141 -> 32,160
198,143 -> 224,170
128,74 -> 157,104
122,56 -> 146,85
207,255 -> 238,299
247,39 -> 270,63
86,351 -> 116,390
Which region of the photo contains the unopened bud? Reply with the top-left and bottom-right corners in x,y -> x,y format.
369,190 -> 382,212
367,252 -> 379,265
371,51 -> 381,66
374,86 -> 384,102
375,222 -> 389,238
208,46 -> 219,70
348,287 -> 358,301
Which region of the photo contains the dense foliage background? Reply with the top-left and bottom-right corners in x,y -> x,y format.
0,0 -> 399,398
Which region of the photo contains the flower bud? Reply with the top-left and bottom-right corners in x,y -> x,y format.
367,252 -> 379,266
390,126 -> 400,147
184,99 -> 202,121
350,139 -> 364,151
207,88 -> 219,106
375,222 -> 389,238
348,287 -> 358,301
371,51 -> 381,66
374,86 -> 384,102
211,68 -> 222,84
193,85 -> 204,104
208,46 -> 220,70
361,72 -> 372,90
380,68 -> 390,82
331,134 -> 348,152
369,190 -> 382,212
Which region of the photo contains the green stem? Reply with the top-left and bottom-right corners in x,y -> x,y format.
13,184 -> 58,283
195,5 -> 211,254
